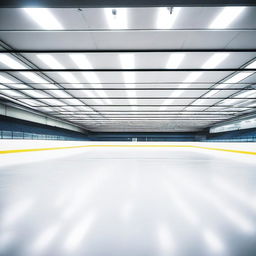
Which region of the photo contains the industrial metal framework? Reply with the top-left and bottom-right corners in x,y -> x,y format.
0,6 -> 255,132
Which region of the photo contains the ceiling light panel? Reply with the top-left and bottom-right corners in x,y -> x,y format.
246,60 -> 256,69
156,7 -> 181,29
37,54 -> 64,69
49,90 -> 70,98
225,72 -> 253,83
41,99 -> 66,106
37,55 -> 82,87
23,8 -> 63,30
0,54 -> 27,69
209,7 -> 246,29
202,53 -> 229,68
1,90 -> 23,98
0,74 -> 15,84
23,90 -> 49,98
166,53 -> 185,69
19,72 -> 49,84
69,54 -> 93,69
104,8 -> 128,29
19,99 -> 46,106
119,54 -> 135,69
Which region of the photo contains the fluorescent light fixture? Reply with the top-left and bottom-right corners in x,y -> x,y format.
219,99 -> 241,105
37,54 -> 64,69
204,90 -> 220,98
37,55 -> 82,85
161,72 -> 202,107
120,54 -> 135,69
0,54 -> 26,69
225,72 -> 253,83
64,99 -> 82,105
209,7 -> 246,29
20,72 -> 49,84
202,53 -> 229,68
83,72 -> 100,84
19,99 -> 45,106
235,90 -> 256,98
191,99 -> 206,105
70,55 -> 111,104
156,7 -> 181,29
2,90 -> 23,98
120,53 -> 137,106
123,72 -> 136,84
0,74 -> 15,84
166,53 -> 185,68
41,98 -> 66,105
183,72 -> 203,83
104,8 -> 127,29
246,60 -> 256,69
203,229 -> 224,253
24,90 -> 48,98
69,54 -> 93,69
23,8 -> 63,30
49,90 -> 70,98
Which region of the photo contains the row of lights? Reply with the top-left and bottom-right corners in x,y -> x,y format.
0,52 -> 255,112
23,7 -> 246,30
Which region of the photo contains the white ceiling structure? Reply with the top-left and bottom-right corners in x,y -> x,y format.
0,7 -> 255,132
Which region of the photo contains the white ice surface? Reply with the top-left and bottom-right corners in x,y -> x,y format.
0,141 -> 255,256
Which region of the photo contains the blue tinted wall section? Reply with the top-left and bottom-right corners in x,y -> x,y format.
0,116 -> 90,140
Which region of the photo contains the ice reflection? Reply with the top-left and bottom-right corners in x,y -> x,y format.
203,228 -> 225,253
212,177 -> 256,211
64,210 -> 96,251
31,223 -> 60,252
157,223 -> 175,254
1,199 -> 34,228
165,183 -> 199,226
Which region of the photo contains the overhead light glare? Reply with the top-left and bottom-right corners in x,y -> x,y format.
69,54 -> 93,69
166,53 -> 185,69
156,7 -> 181,29
119,54 -> 135,69
202,53 -> 229,68
37,54 -> 64,69
0,54 -> 26,69
23,8 -> 63,30
225,72 -> 253,83
20,72 -> 49,84
209,7 -> 246,29
104,8 -> 127,29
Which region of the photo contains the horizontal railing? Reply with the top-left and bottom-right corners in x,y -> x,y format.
0,130 -> 87,141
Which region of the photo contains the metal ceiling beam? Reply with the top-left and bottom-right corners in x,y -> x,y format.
0,0 -> 255,7
1,68 -> 255,72
50,110 -> 240,113
1,29 -> 256,32
55,113 -> 235,116
33,104 -> 256,108
15,97 -> 256,100
1,88 -> 254,91
1,49 -> 256,53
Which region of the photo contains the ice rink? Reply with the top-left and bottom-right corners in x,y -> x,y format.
0,142 -> 256,256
